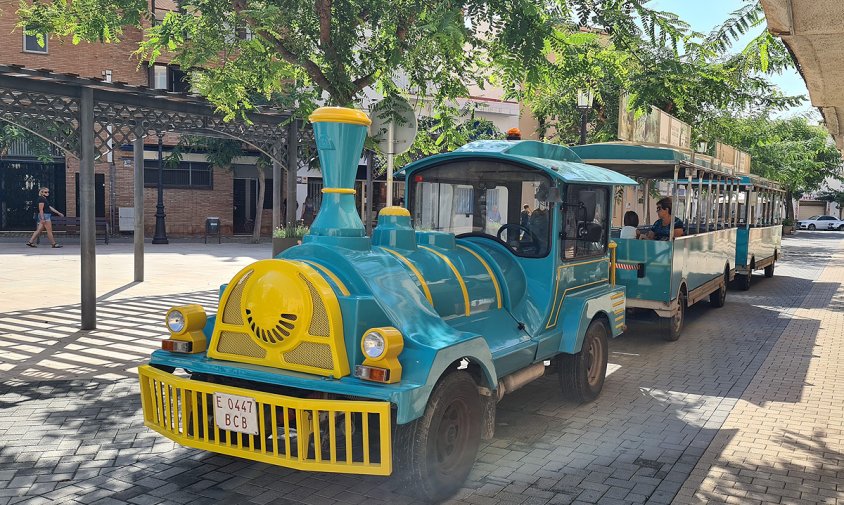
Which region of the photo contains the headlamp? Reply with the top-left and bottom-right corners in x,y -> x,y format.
166,310 -> 186,333
362,332 -> 386,359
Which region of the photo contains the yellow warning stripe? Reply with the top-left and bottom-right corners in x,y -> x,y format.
420,245 -> 470,317
380,248 -> 434,305
457,244 -> 502,309
296,260 -> 350,296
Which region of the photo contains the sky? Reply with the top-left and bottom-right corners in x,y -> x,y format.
649,0 -> 816,119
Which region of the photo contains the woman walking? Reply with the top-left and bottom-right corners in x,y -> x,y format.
26,187 -> 63,248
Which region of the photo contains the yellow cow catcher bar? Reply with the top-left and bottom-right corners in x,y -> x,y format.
138,365 -> 392,475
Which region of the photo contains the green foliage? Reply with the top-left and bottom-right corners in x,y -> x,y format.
165,135 -> 244,170
0,124 -> 55,163
273,224 -> 309,238
709,115 -> 843,217
18,0 -> 563,116
781,217 -> 794,226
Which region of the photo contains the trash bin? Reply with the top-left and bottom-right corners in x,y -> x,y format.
205,217 -> 221,244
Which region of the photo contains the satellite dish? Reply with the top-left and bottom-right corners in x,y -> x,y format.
369,96 -> 418,156
369,97 -> 419,206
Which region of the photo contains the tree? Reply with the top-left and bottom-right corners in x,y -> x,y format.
710,116 -> 843,219
0,124 -> 54,162
514,5 -> 803,145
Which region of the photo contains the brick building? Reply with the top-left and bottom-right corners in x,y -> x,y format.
0,0 -> 280,237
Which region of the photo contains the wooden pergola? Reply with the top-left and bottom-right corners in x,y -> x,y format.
0,64 -> 304,329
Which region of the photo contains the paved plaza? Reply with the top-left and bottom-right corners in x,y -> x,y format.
0,233 -> 842,505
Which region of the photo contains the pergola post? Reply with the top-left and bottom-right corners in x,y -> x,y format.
286,119 -> 299,227
80,87 -> 96,330
134,135 -> 145,281
272,141 -> 282,230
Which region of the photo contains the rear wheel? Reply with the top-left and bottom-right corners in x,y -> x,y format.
764,262 -> 775,278
737,272 -> 752,291
558,318 -> 609,403
664,289 -> 686,341
395,372 -> 482,503
709,268 -> 728,308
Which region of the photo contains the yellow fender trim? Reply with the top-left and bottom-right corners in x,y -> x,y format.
456,244 -> 502,309
380,247 -> 434,305
420,245 -> 470,316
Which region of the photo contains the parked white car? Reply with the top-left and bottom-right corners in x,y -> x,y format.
797,215 -> 844,230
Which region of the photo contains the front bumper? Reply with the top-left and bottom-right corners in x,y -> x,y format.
138,365 -> 393,475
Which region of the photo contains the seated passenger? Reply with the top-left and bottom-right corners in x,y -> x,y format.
620,211 -> 639,239
644,197 -> 684,240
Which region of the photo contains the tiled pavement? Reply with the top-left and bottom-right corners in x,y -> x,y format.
0,233 -> 842,505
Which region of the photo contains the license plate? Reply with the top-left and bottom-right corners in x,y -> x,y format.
213,392 -> 259,435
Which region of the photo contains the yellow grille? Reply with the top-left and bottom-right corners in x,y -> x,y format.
301,274 -> 330,337
217,331 -> 267,358
138,365 -> 391,475
283,342 -> 333,370
223,271 -> 253,324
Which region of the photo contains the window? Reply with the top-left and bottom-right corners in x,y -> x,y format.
23,31 -> 48,54
561,184 -> 609,260
409,159 -> 551,258
148,63 -> 191,93
144,160 -> 212,189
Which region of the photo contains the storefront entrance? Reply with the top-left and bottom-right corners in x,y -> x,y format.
0,159 -> 66,230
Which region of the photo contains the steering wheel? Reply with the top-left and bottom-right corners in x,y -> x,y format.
497,224 -> 540,251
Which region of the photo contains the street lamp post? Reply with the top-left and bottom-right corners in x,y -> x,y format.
576,88 -> 594,145
152,132 -> 169,244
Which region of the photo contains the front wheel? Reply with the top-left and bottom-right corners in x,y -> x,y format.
838,225 -> 844,231
558,318 -> 609,403
394,372 -> 482,503
809,224 -> 816,230
737,272 -> 752,291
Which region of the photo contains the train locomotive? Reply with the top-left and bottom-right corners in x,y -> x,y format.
138,107 -> 636,502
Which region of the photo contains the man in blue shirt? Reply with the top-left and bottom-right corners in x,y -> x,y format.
645,197 -> 684,240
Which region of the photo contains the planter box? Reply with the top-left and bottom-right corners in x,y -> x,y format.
782,225 -> 794,235
272,237 -> 300,256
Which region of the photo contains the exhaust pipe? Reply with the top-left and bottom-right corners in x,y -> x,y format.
497,362 -> 545,401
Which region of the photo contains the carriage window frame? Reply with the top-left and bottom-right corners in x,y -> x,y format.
560,183 -> 610,261
407,158 -> 554,259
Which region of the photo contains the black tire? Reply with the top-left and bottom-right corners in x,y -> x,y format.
809,224 -> 816,230
709,268 -> 728,308
664,289 -> 686,341
737,272 -> 751,291
838,225 -> 844,231
394,372 -> 482,503
764,262 -> 775,278
558,317 -> 609,403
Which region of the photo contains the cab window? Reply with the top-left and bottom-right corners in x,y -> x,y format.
409,159 -> 553,257
561,184 -> 609,260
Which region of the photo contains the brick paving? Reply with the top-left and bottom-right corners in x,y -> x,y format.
0,233 -> 842,505
673,240 -> 844,505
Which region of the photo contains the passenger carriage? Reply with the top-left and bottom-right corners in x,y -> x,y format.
733,175 -> 784,289
570,143 -> 741,340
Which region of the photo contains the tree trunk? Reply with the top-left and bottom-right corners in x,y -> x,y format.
252,164 -> 266,243
785,191 -> 795,221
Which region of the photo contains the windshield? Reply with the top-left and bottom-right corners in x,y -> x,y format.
408,159 -> 554,257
